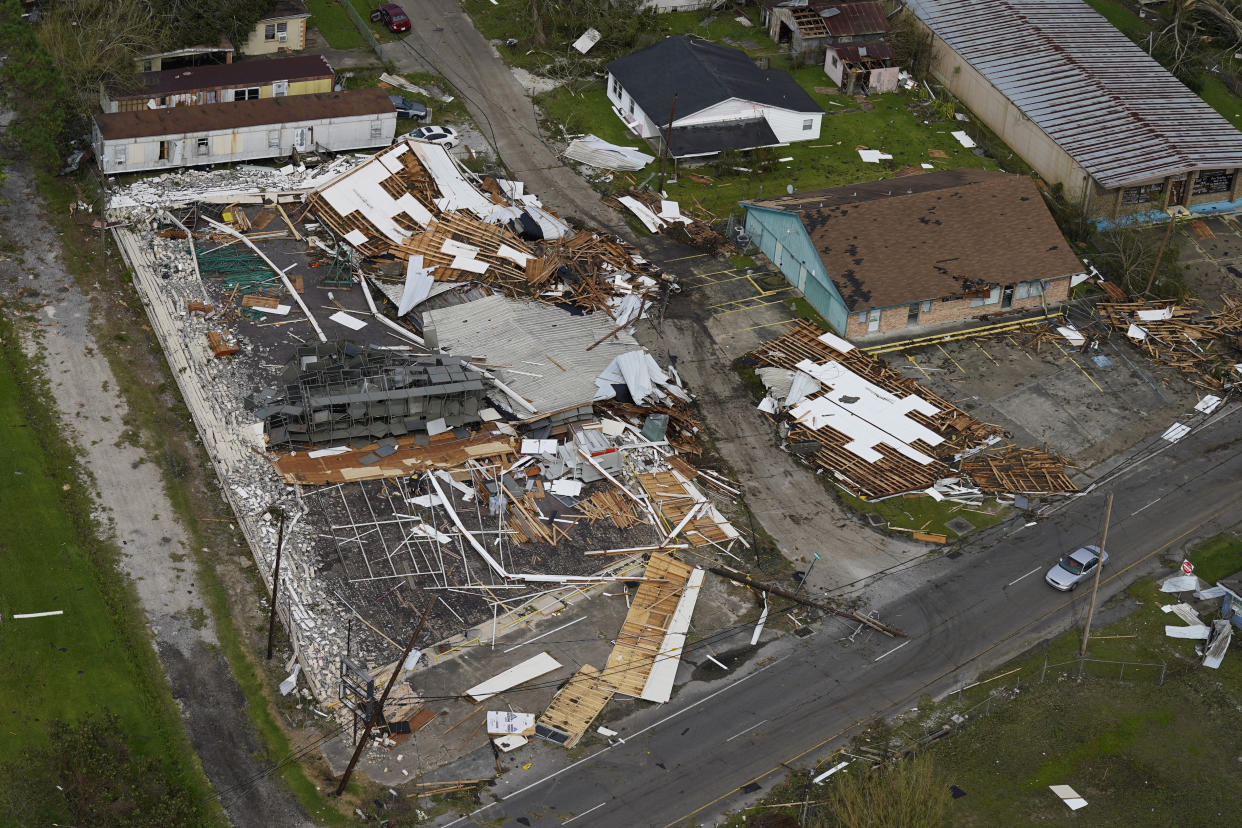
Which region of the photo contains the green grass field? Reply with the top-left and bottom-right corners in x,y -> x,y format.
1083,0 -> 1150,39
306,0 -> 365,49
925,534 -> 1242,825
0,316 -> 212,823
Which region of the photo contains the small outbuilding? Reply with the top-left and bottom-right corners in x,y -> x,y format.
243,0 -> 311,55
763,0 -> 890,61
606,36 -> 824,158
742,169 -> 1086,338
101,54 -> 334,113
93,88 -> 395,174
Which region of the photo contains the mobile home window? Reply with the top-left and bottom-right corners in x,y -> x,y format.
205,90 -> 217,104
267,130 -> 280,148
370,120 -> 383,141
235,87 -> 260,101
196,137 -> 209,156
158,140 -> 171,160
272,80 -> 288,97
114,145 -> 127,165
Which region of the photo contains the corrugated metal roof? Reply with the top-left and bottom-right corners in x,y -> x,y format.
819,2 -> 890,37
908,0 -> 1242,188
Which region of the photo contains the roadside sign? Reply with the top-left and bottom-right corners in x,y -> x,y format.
1182,559 -> 1194,575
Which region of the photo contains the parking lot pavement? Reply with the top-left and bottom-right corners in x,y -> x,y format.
1177,214 -> 1242,304
632,241 -> 928,594
887,325 -> 1201,473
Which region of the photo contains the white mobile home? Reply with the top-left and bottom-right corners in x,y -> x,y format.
93,89 -> 396,175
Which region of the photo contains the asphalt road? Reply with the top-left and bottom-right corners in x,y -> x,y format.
388,5 -> 631,237
441,404 -> 1242,827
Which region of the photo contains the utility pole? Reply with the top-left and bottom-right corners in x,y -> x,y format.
334,597 -> 437,798
657,92 -> 678,194
265,510 -> 286,661
1079,492 -> 1113,658
1144,212 -> 1178,294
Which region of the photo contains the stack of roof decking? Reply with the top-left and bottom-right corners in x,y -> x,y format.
752,320 -> 1075,499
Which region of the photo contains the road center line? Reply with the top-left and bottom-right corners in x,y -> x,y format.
1132,497 -> 1162,516
490,655 -> 789,806
725,720 -> 768,743
563,802 -> 607,824
1006,566 -> 1041,587
874,640 -> 911,662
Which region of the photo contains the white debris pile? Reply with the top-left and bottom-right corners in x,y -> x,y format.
107,155 -> 368,211
108,214 -> 359,699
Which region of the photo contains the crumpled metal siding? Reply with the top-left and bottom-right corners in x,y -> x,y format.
908,0 -> 1242,188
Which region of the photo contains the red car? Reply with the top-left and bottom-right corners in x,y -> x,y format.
371,4 -> 411,33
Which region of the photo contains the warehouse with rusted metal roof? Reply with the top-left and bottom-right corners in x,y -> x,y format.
907,0 -> 1242,222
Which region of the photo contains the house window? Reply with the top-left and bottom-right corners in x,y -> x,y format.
158,140 -> 171,160
610,76 -> 620,98
268,129 -> 280,148
1014,280 -> 1044,300
802,118 -> 813,131
969,287 -> 1002,307
235,87 -> 260,101
831,56 -> 839,67
196,137 -> 209,156
142,60 -> 152,72
205,90 -> 217,104
628,98 -> 635,115
906,303 -> 920,326
266,21 -> 289,41
265,23 -> 276,40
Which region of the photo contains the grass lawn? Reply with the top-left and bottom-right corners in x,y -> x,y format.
1198,75 -> 1242,123
306,0 -> 365,49
837,489 -> 1008,539
926,539 -> 1242,825
1083,0 -> 1150,39
0,317 -> 212,822
348,0 -> 402,44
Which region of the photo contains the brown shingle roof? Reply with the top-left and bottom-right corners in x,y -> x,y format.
95,89 -> 392,140
114,55 -> 333,100
747,169 -> 1083,311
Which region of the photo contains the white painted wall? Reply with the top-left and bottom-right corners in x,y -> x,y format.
607,74 -> 660,138
95,112 -> 396,174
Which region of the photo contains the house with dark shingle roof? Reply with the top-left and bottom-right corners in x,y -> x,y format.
605,36 -> 824,158
742,169 -> 1086,338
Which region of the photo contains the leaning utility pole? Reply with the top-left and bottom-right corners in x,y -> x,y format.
334,597 -> 437,797
657,92 -> 678,194
265,511 -> 286,660
1080,492 -> 1113,657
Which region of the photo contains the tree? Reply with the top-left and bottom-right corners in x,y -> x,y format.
1094,220 -> 1187,298
812,755 -> 950,828
35,0 -> 162,115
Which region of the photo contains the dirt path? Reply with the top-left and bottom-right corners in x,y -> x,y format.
0,111 -> 310,828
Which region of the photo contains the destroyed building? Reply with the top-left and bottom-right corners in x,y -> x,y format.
104,137 -> 745,765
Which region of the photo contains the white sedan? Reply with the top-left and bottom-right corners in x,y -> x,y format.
1044,545 -> 1108,591
407,125 -> 459,149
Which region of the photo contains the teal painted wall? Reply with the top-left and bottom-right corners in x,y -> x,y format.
743,205 -> 849,334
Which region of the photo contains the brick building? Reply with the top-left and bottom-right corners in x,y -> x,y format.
741,169 -> 1086,339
